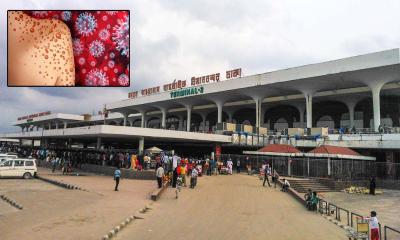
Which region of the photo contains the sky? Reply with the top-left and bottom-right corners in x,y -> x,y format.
1,0 -> 400,132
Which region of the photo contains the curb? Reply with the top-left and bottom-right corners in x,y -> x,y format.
0,194 -> 23,210
323,215 -> 351,231
36,175 -> 87,191
101,202 -> 153,240
151,181 -> 170,201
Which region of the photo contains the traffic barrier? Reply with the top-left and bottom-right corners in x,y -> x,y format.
0,194 -> 23,210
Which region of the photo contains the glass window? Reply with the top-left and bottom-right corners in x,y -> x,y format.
14,160 -> 24,167
1,160 -> 13,167
25,161 -> 34,166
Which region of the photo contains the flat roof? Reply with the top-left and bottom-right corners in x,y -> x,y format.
106,49 -> 400,113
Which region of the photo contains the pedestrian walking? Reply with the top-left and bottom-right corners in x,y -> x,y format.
191,167 -> 199,188
369,177 -> 376,195
272,170 -> 279,188
51,157 -> 57,172
180,163 -> 187,187
236,159 -> 241,173
114,166 -> 121,191
263,164 -> 271,187
156,164 -> 164,189
227,158 -> 233,175
172,166 -> 178,188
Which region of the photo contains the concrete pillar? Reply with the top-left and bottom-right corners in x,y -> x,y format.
96,137 -> 101,149
305,93 -> 313,128
129,119 -> 133,127
385,151 -> 395,176
161,109 -> 167,129
140,111 -> 147,128
138,137 -> 144,155
123,113 -> 128,126
298,107 -> 305,127
200,113 -> 208,132
261,107 -> 268,127
48,123 -> 51,130
178,115 -> 184,131
227,112 -> 233,123
63,121 -> 68,129
347,103 -> 355,128
186,106 -> 192,132
288,158 -> 291,176
55,122 -> 59,129
307,157 -> 310,176
254,97 -> 263,128
370,83 -> 384,132
327,157 -> 331,176
216,101 -> 224,123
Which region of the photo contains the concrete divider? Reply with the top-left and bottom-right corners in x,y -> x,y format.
39,162 -> 156,180
101,202 -> 153,240
277,179 -> 305,204
0,194 -> 23,210
36,175 -> 85,191
80,164 -> 156,180
151,181 -> 170,201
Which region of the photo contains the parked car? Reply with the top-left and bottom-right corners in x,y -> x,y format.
0,158 -> 37,179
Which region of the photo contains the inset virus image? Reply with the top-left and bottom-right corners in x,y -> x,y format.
22,10 -> 130,86
75,12 -> 97,36
85,68 -> 109,86
112,15 -> 129,57
89,40 -> 105,58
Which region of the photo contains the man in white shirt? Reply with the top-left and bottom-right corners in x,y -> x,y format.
172,154 -> 178,170
191,167 -> 199,188
156,164 -> 165,189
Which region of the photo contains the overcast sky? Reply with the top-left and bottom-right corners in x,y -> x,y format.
1,0 -> 400,132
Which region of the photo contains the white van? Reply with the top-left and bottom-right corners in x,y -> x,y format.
0,153 -> 18,159
0,158 -> 37,179
0,154 -> 18,165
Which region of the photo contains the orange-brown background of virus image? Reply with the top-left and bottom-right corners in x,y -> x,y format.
8,11 -> 75,86
7,10 -> 130,87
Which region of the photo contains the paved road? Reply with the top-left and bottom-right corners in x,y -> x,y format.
0,168 -> 155,240
116,174 -> 345,240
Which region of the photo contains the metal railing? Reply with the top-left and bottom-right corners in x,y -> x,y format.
315,201 -> 400,240
384,226 -> 400,240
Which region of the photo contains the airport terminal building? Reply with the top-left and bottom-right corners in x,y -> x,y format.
2,49 -> 400,165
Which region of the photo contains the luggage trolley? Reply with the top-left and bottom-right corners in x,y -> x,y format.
347,217 -> 369,240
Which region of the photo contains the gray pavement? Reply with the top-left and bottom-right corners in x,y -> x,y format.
115,174 -> 346,240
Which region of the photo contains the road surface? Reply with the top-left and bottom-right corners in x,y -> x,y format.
116,174 -> 345,240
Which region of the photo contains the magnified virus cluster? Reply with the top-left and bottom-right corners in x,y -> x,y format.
112,15 -> 129,57
89,40 -> 105,58
75,12 -> 97,36
25,10 -> 130,86
85,68 -> 109,86
73,38 -> 84,56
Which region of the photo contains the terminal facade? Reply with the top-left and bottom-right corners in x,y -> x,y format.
2,49 -> 400,164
